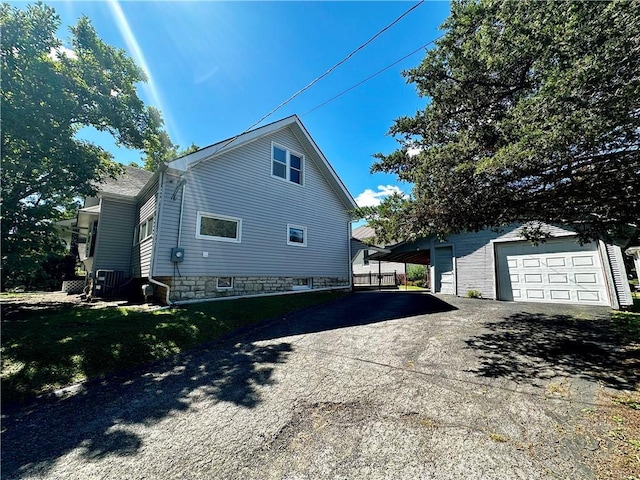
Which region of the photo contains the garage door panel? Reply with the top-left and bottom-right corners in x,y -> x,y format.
496,239 -> 610,306
550,290 -> 571,300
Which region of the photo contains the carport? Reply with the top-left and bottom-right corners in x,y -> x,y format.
368,238 -> 437,291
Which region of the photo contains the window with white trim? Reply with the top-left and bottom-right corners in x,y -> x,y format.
217,277 -> 233,289
287,224 -> 307,247
135,216 -> 154,244
272,143 -> 303,185
292,278 -> 312,290
196,212 -> 241,243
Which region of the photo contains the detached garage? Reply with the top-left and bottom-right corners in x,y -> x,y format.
495,238 -> 610,305
369,223 -> 633,309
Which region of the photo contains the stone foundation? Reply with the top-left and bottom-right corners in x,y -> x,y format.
153,276 -> 350,304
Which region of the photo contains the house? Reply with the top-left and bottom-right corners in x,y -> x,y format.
72,115 -> 357,304
369,223 -> 633,309
351,224 -> 411,288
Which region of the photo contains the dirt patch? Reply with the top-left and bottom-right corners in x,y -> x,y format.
0,292 -> 160,320
581,386 -> 640,480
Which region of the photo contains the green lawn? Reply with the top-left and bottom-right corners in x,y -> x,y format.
611,292 -> 640,343
1,291 -> 347,404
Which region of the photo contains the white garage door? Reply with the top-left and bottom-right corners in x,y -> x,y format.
495,239 -> 610,306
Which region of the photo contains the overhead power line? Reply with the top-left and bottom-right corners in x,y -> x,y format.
245,0 -> 425,131
209,1 -> 425,155
302,34 -> 444,117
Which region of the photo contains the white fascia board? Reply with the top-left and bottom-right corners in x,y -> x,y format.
166,116 -> 299,172
291,117 -> 357,210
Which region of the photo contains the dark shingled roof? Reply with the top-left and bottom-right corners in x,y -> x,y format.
98,165 -> 153,198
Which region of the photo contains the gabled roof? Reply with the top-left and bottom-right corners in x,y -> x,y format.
165,115 -> 357,210
97,165 -> 153,198
352,225 -> 376,241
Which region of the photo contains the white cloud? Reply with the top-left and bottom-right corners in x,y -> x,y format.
355,185 -> 404,208
48,45 -> 77,61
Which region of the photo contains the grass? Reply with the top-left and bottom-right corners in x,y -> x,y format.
399,285 -> 429,291
1,291 -> 346,404
611,293 -> 640,343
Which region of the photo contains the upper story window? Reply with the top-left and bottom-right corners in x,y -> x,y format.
196,212 -> 242,243
272,143 -> 303,185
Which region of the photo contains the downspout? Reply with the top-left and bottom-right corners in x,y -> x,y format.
176,177 -> 187,247
148,167 -> 173,306
348,220 -> 353,291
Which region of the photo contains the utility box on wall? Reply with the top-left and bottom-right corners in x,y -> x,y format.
171,247 -> 185,263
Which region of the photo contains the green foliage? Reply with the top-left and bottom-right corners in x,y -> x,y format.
142,127 -> 200,171
406,264 -> 427,281
466,290 -> 482,299
365,0 -> 640,244
0,3 -> 168,289
0,291 -> 346,403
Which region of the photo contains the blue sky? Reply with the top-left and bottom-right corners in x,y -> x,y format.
41,1 -> 451,207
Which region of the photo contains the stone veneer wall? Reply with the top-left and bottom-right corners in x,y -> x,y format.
153,276 -> 350,303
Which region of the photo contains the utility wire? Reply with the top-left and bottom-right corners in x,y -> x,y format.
245,0 -> 425,131
302,34 -> 444,117
208,1 -> 425,156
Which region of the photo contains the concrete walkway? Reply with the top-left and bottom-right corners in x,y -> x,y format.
2,292 -> 633,479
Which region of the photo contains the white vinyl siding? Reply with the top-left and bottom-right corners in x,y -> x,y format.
131,179 -> 158,278
153,127 -> 350,279
92,198 -> 136,276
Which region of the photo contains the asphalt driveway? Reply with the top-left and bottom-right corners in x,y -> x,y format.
2,292 -> 634,479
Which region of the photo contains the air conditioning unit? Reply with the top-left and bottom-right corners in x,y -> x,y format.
93,270 -> 124,298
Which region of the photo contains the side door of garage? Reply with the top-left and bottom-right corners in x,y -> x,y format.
434,246 -> 455,294
495,239 -> 610,306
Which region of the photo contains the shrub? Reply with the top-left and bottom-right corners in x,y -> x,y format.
466,290 -> 482,299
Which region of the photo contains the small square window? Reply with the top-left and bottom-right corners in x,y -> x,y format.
287,224 -> 307,246
217,277 -> 233,289
292,278 -> 311,290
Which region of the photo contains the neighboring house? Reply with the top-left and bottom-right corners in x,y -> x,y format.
351,225 -> 406,276
70,115 -> 357,303
370,223 -> 633,309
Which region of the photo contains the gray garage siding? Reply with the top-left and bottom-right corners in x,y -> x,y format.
153,127 -> 351,278
92,198 -> 136,276
605,243 -> 634,307
436,224 -> 577,298
131,179 -> 159,277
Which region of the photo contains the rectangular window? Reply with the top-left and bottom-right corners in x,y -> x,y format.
272,143 -> 304,185
196,212 -> 242,243
287,224 -> 307,247
217,277 -> 233,289
292,278 -> 312,290
135,216 -> 154,244
363,250 -> 370,266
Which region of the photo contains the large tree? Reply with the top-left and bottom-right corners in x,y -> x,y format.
1,3 -> 167,288
362,0 -> 639,245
